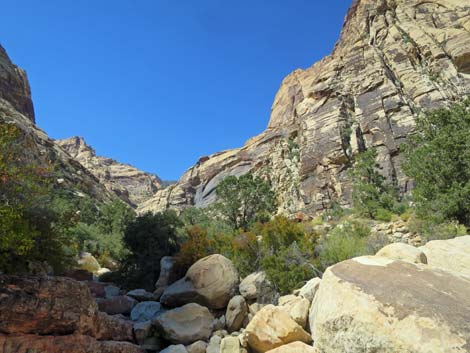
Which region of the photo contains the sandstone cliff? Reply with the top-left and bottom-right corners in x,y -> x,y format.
57,136 -> 162,207
138,0 -> 470,215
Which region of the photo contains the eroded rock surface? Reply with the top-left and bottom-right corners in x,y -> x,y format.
310,256 -> 470,352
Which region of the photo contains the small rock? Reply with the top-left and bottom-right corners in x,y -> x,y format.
97,295 -> 137,315
206,335 -> 222,353
220,336 -> 240,353
127,288 -> 159,302
226,296 -> 248,333
298,277 -> 321,302
104,285 -> 121,299
186,340 -> 207,353
130,301 -> 162,322
160,344 -> 188,353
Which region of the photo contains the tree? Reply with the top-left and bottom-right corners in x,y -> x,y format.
118,211 -> 182,289
350,148 -> 399,220
0,124 -> 62,273
215,173 -> 276,230
403,99 -> 470,225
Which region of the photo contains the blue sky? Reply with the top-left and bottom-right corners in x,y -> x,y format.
1,0 -> 352,180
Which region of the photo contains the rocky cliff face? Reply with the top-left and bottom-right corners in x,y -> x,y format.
0,45 -> 35,122
56,137 -> 162,207
138,0 -> 470,215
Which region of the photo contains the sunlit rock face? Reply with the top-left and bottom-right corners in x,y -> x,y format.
57,136 -> 163,207
0,45 -> 35,122
139,0 -> 470,216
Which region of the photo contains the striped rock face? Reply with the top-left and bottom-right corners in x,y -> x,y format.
139,0 -> 470,216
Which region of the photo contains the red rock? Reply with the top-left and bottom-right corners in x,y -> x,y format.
86,281 -> 106,298
97,295 -> 138,315
0,334 -> 145,353
62,269 -> 93,281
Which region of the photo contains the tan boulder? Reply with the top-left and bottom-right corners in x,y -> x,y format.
244,305 -> 312,353
420,235 -> 470,277
185,340 -> 207,353
226,295 -> 248,332
376,243 -> 427,264
161,254 -> 238,309
154,303 -> 214,345
278,295 -> 310,329
310,256 -> 470,352
221,336 -> 241,353
265,342 -> 318,353
298,277 -> 321,302
239,271 -> 278,303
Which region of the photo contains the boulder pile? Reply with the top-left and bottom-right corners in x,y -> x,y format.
2,236 -> 470,353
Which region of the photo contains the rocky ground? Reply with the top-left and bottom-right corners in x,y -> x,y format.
2,235 -> 470,353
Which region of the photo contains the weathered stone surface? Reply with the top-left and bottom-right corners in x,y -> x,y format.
278,295 -> 310,329
220,336 -> 241,353
57,136 -> 162,206
185,340 -> 207,353
139,0 -> 470,216
420,235 -> 470,277
127,288 -> 159,302
104,285 -> 121,298
265,342 -> 318,353
298,277 -> 321,302
94,312 -> 134,342
130,301 -> 162,322
78,252 -> 101,273
86,281 -> 107,298
244,304 -> 312,353
161,254 -> 239,309
154,303 -> 214,345
161,344 -> 188,353
226,296 -> 248,333
97,295 -> 137,316
310,256 -> 470,352
0,275 -> 97,335
376,242 -> 427,264
0,334 -> 145,353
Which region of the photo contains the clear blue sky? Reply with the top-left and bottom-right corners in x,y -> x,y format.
1,0 -> 352,180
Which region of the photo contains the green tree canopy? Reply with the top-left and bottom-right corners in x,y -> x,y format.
403,99 -> 470,225
215,173 -> 276,230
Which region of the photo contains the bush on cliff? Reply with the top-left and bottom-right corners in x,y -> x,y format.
215,173 -> 277,230
403,99 -> 470,227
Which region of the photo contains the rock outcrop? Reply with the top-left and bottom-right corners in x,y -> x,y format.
56,136 -> 162,206
0,45 -> 35,122
0,274 -> 143,353
309,256 -> 470,352
139,0 -> 470,216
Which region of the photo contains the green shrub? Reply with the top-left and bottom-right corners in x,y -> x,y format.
403,99 -> 470,226
408,216 -> 467,243
215,173 -> 277,230
318,220 -> 372,270
374,208 -> 393,222
175,226 -> 215,275
350,149 -> 400,220
118,211 -> 182,290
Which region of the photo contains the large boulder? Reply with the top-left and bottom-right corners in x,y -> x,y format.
226,295 -> 248,332
310,256 -> 470,352
239,271 -> 278,304
130,301 -> 162,322
160,254 -> 238,309
376,243 -> 427,264
420,235 -> 470,277
244,304 -> 312,353
78,252 -> 101,273
97,295 -> 137,315
154,303 -> 214,345
0,274 -> 143,353
265,342 -> 318,353
0,275 -> 97,335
